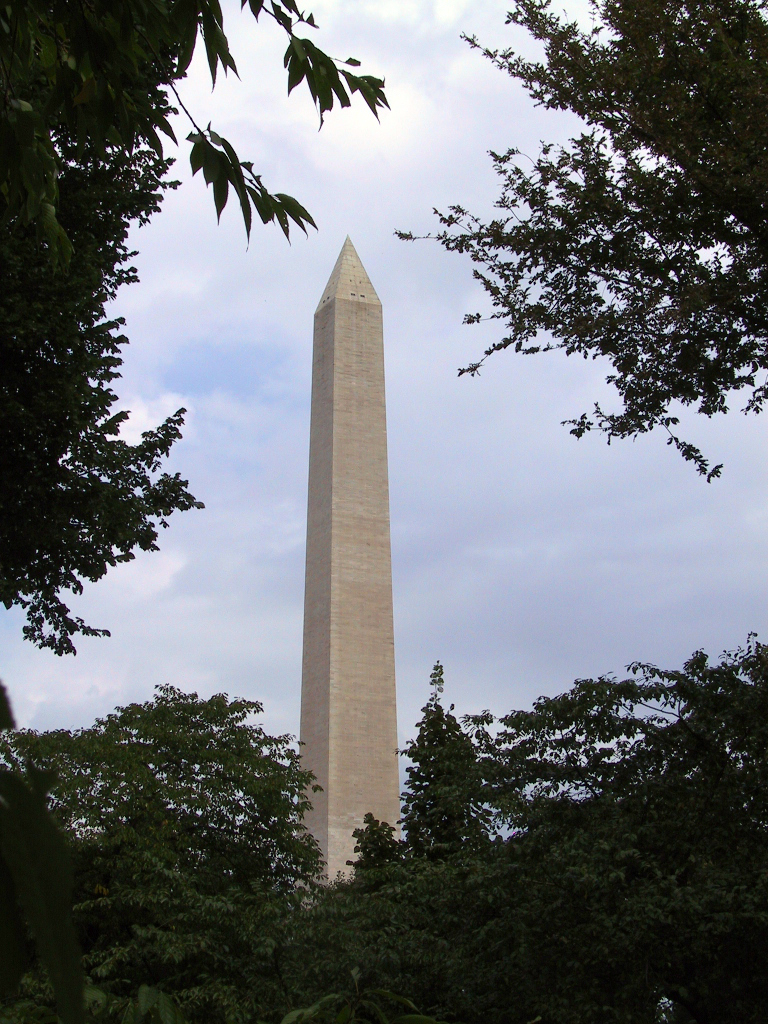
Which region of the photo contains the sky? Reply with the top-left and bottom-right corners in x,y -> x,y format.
3,0 -> 768,749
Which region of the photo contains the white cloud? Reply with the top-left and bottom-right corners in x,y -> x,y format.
101,549 -> 189,602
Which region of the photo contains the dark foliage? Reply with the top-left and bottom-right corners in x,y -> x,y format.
0,686 -> 321,1024
0,682 -> 83,1024
290,643 -> 768,1024
350,814 -> 402,872
400,662 -> 491,859
0,117 -> 204,654
6,644 -> 768,1024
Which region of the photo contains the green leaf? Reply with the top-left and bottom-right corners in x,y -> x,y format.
357,1001 -> 388,1024
201,144 -> 222,184
286,50 -> 308,95
274,192 -> 317,231
201,7 -> 222,85
137,985 -> 159,1018
213,174 -> 229,219
121,1003 -> 137,1024
335,1005 -> 351,1024
189,138 -> 206,175
154,989 -> 180,1024
40,35 -> 58,69
156,116 -> 177,144
72,77 -> 96,106
291,36 -> 307,61
281,996 -> 339,1024
176,28 -> 197,75
218,137 -> 252,238
83,987 -> 108,1014
38,201 -> 73,270
201,6 -> 238,85
145,125 -> 164,159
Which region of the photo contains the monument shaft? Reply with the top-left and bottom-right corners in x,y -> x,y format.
300,238 -> 400,876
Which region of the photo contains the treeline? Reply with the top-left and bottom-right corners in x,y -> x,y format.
2,645 -> 767,1024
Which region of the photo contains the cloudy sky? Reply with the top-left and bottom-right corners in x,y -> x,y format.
3,0 -> 768,748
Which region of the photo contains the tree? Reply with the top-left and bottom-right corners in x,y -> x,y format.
10,650 -> 766,1024
463,637 -> 768,1023
0,685 -> 321,1024
400,662 -> 490,859
286,643 -> 768,1024
0,92 -> 203,654
350,661 -> 490,868
1,0 -> 388,260
408,0 -> 768,478
350,814 -> 402,873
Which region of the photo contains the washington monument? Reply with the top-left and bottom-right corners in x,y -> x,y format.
300,237 -> 400,877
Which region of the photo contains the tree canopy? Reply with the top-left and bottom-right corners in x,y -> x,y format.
0,685 -> 320,1024
408,0 -> 768,478
3,646 -> 768,1023
472,638 -> 768,1022
298,642 -> 768,1024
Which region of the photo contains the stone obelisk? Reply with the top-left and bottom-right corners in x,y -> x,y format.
300,237 -> 400,877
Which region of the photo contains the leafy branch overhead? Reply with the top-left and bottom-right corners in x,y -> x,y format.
403,0 -> 768,479
0,0 -> 389,260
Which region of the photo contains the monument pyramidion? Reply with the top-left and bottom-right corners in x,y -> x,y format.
300,237 -> 400,877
